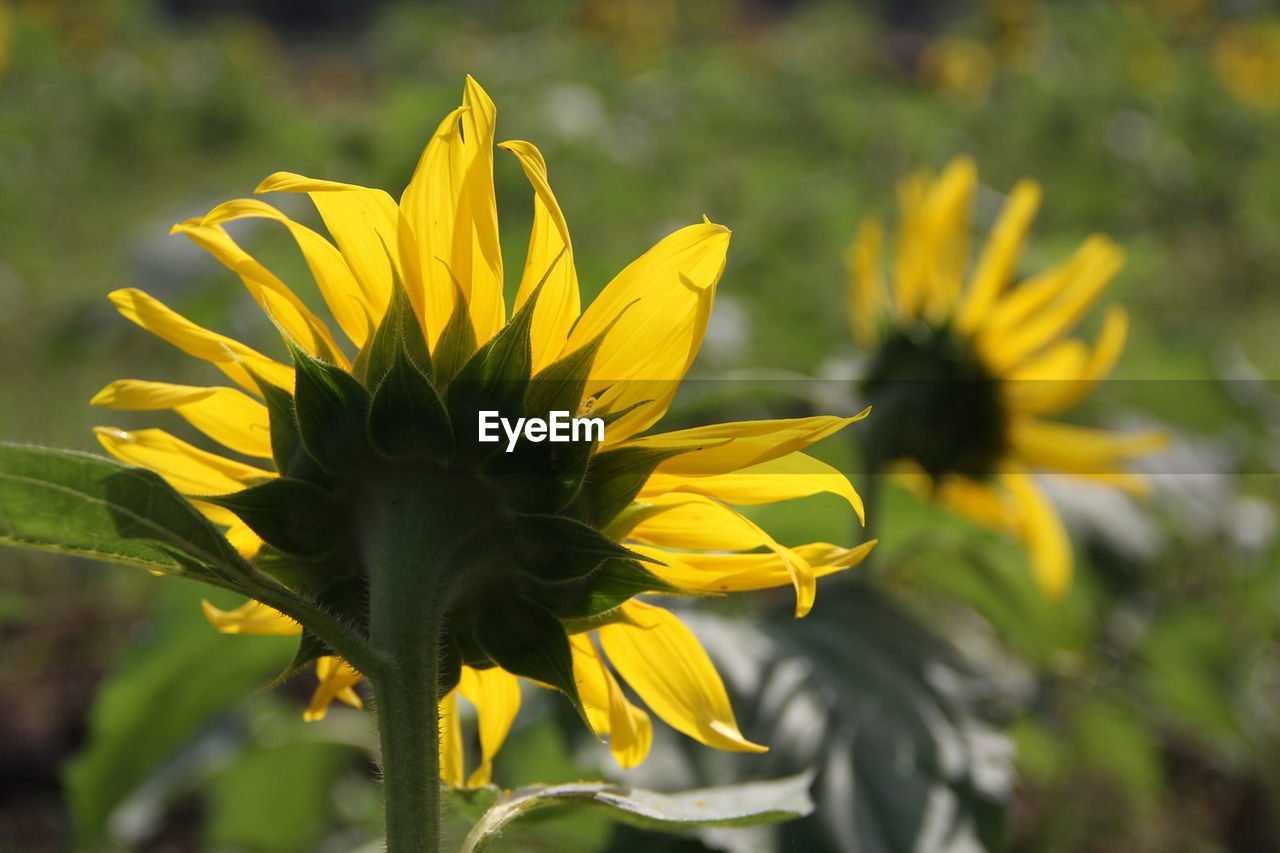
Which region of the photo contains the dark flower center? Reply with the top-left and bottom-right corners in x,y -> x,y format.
860,321 -> 1005,482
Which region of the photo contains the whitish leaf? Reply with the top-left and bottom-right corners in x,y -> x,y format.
461,772 -> 814,852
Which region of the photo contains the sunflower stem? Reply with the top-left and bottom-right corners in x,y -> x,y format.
363,471 -> 454,853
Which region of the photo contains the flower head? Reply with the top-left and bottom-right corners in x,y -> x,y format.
847,157 -> 1164,596
94,77 -> 869,783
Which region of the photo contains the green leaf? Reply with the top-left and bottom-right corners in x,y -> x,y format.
459,772 -> 815,852
0,442 -> 248,584
289,342 -> 371,475
65,582 -> 295,847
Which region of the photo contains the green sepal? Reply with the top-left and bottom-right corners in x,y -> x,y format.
262,630 -> 329,692
246,549 -> 305,591
446,284 -> 540,444
354,272 -> 432,390
481,434 -> 594,514
524,295 -> 634,421
534,557 -> 690,624
245,370 -> 301,476
205,477 -> 340,559
431,277 -> 478,387
514,513 -> 656,584
288,342 -> 372,475
473,595 -> 582,713
368,353 -> 453,460
579,444 -> 703,529
600,502 -> 674,542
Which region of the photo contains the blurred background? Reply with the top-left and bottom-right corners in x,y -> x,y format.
2,0 -> 1279,850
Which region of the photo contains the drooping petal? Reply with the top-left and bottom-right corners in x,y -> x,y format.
564,221 -> 731,443
641,451 -> 864,523
108,289 -> 294,393
956,178 -> 1041,333
628,494 -> 818,616
179,200 -> 368,351
845,217 -> 886,348
201,599 -> 300,635
400,77 -> 504,347
570,635 -> 653,769
1001,467 -> 1072,598
304,656 -> 364,722
438,690 -> 465,788
499,139 -> 580,371
93,426 -> 274,496
91,380 -> 272,459
597,600 -> 765,753
632,541 -> 875,593
457,666 -> 522,787
620,412 -> 867,478
254,171 -> 400,320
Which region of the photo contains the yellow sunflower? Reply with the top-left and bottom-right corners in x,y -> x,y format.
846,156 -> 1163,596
92,77 -> 871,786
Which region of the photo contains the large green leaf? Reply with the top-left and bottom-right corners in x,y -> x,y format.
459,772 -> 815,852
0,443 -> 247,584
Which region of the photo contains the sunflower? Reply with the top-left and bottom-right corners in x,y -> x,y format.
92,77 -> 871,786
846,156 -> 1163,596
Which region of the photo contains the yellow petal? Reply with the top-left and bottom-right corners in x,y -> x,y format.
956,178 -> 1041,333
254,171 -> 400,321
305,656 -> 364,722
845,217 -> 886,348
201,599 -> 300,635
892,169 -> 931,322
920,157 -> 977,321
499,139 -> 580,372
632,540 -> 875,593
179,200 -> 368,352
621,412 -> 867,478
1009,417 -> 1167,477
570,635 -> 653,769
641,451 -> 864,523
894,464 -> 1020,531
438,690 -> 465,788
1001,467 -> 1072,598
190,500 -> 264,558
629,494 -> 818,616
91,379 -> 272,459
598,600 -> 766,753
401,78 -> 504,347
93,426 -> 274,496
565,221 -> 731,443
108,288 -> 294,393
979,236 -> 1125,371
1003,306 -> 1129,416
457,666 -> 522,788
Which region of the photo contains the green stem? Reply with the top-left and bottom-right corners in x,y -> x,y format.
362,469 -> 457,853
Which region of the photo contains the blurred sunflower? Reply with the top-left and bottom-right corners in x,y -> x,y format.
847,157 -> 1164,596
92,77 -> 871,785
1213,20 -> 1280,112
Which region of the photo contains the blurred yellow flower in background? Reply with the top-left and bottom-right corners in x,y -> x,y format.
920,36 -> 996,102
848,157 -> 1165,596
1214,21 -> 1280,111
91,77 -> 871,785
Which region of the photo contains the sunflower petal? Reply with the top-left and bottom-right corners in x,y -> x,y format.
201,599 -> 300,635
304,656 -> 364,722
632,541 -> 874,593
439,690 -> 465,788
1009,417 -> 1167,477
91,380 -> 272,459
641,451 -> 864,523
1002,467 -> 1072,598
845,218 -> 886,348
571,635 -> 653,769
565,221 -> 731,443
499,139 -> 580,372
956,178 -> 1041,333
93,426 -> 274,496
598,600 -> 765,753
457,665 -> 522,787
108,288 -> 293,393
